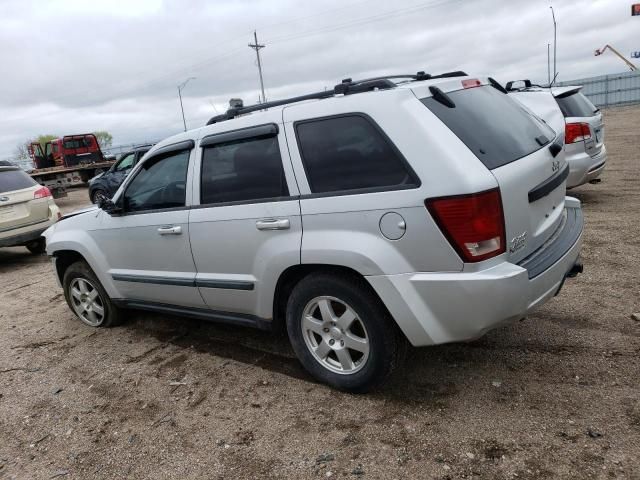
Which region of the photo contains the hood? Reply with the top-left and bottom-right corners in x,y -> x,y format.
61,204 -> 100,220
88,172 -> 105,184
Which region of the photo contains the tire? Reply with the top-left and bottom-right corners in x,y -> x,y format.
25,238 -> 46,255
286,273 -> 406,393
90,188 -> 108,204
62,260 -> 123,328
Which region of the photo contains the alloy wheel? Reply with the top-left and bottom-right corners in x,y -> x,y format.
301,296 -> 370,375
69,278 -> 105,326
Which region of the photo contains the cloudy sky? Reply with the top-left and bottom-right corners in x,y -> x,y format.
1,0 -> 637,162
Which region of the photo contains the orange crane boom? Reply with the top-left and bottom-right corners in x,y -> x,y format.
594,44 -> 638,72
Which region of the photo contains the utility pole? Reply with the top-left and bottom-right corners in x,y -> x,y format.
177,77 -> 196,132
248,31 -> 267,103
550,6 -> 557,84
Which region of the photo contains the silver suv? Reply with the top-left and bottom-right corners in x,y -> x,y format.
44,72 -> 584,392
506,81 -> 606,188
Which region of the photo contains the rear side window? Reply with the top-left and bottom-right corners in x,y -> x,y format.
422,86 -> 556,170
0,169 -> 37,193
200,136 -> 288,205
295,115 -> 418,194
555,91 -> 597,118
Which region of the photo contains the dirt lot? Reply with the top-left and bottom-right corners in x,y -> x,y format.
1,108 -> 639,480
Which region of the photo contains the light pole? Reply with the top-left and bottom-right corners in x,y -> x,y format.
177,77 -> 196,131
550,6 -> 557,84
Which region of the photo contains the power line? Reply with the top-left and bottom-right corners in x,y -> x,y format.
0,0 -> 460,129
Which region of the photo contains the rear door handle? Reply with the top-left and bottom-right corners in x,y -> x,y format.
157,225 -> 182,235
255,218 -> 290,231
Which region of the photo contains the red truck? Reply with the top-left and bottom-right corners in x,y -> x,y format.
28,134 -> 115,197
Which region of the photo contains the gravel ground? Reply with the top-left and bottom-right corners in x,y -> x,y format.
1,106 -> 639,479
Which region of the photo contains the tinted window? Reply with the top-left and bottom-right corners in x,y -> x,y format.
123,150 -> 189,212
295,115 -> 417,194
0,169 -> 37,193
200,136 -> 288,205
422,86 -> 556,170
555,91 -> 598,118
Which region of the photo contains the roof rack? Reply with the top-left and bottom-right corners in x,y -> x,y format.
205,70 -> 468,125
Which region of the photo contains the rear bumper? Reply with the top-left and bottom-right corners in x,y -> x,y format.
0,203 -> 59,248
566,145 -> 606,188
0,225 -> 49,247
367,200 -> 583,346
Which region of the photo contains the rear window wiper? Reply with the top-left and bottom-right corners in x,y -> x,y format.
429,86 -> 455,108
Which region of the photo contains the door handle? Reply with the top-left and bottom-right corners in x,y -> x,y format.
157,225 -> 182,235
255,218 -> 290,231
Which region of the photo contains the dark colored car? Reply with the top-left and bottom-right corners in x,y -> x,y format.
88,145 -> 152,203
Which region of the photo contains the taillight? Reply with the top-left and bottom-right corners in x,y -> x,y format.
34,186 -> 52,199
565,122 -> 591,143
426,188 -> 506,263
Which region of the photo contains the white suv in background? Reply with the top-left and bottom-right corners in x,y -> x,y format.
507,80 -> 606,188
44,72 -> 583,392
0,161 -> 60,254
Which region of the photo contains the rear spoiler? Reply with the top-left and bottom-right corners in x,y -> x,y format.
552,86 -> 583,99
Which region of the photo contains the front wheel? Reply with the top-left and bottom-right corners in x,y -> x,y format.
90,188 -> 108,204
286,273 -> 406,393
62,261 -> 123,327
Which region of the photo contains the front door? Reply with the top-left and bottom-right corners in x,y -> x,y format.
188,121 -> 301,321
90,142 -> 205,308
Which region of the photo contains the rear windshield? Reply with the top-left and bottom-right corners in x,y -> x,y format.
555,91 -> 598,118
421,85 -> 556,169
0,169 -> 37,193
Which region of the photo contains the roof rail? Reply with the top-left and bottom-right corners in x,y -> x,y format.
205,70 -> 469,125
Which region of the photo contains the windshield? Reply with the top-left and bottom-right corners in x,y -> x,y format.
421,85 -> 556,170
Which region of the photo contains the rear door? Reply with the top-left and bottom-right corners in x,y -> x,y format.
420,82 -> 567,263
0,168 -> 49,233
188,120 -> 301,320
554,89 -> 603,157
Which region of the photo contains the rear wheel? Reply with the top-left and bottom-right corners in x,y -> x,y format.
25,238 -> 46,255
63,261 -> 122,327
286,273 -> 406,393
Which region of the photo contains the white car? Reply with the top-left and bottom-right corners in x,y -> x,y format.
0,161 -> 60,254
44,72 -> 583,392
507,81 -> 606,188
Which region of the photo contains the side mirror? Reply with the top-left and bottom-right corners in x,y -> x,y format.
98,197 -> 122,215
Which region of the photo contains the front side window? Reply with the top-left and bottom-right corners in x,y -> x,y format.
200,136 -> 288,205
123,150 -> 190,212
295,115 -> 418,194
